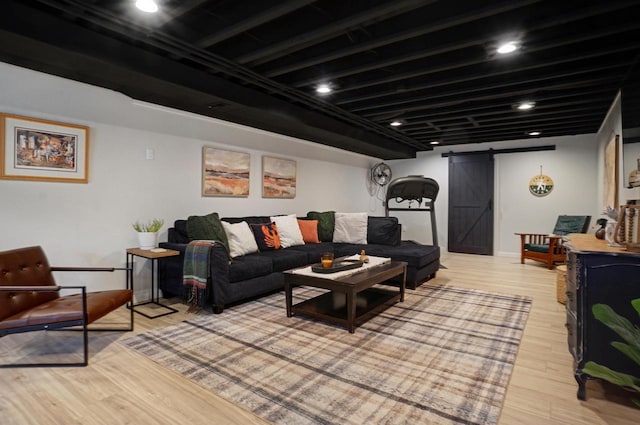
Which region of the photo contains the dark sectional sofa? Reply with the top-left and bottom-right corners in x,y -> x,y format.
158,214 -> 439,313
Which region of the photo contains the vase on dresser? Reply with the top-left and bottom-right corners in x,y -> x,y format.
604,220 -> 622,247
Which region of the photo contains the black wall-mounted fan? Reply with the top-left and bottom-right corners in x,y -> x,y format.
371,162 -> 392,186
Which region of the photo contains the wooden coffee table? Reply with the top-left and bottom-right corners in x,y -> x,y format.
284,260 -> 406,333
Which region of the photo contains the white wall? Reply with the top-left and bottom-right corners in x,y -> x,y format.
388,135 -> 599,256
0,62 -> 383,297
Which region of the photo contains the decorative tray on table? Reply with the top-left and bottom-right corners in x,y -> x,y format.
311,259 -> 364,274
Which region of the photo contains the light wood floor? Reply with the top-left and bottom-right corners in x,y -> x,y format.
2,253 -> 639,424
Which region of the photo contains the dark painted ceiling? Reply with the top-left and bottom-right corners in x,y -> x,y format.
1,0 -> 639,159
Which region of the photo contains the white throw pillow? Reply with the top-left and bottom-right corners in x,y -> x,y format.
333,212 -> 368,244
221,221 -> 259,258
270,214 -> 305,248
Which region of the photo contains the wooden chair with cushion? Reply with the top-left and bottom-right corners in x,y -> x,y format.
516,215 -> 591,269
0,246 -> 133,367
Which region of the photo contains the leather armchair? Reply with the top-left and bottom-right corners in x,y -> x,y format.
0,246 -> 133,367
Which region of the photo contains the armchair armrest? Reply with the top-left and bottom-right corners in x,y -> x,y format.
51,267 -> 129,272
0,285 -> 87,294
0,285 -> 62,292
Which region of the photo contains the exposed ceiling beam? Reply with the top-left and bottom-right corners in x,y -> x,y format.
234,0 -> 435,66
343,66 -> 628,113
326,25 -> 640,96
196,0 -> 315,48
155,0 -> 209,26
353,76 -> 622,116
265,0 -> 540,79
335,49 -> 636,106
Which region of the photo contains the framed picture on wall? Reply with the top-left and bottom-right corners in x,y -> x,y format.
202,147 -> 250,197
262,156 -> 296,198
0,113 -> 89,183
603,133 -> 619,210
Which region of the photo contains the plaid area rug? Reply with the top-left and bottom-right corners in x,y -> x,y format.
120,284 -> 531,425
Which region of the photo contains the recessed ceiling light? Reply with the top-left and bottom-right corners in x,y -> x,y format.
516,101 -> 535,110
390,120 -> 403,127
497,41 -> 518,54
430,141 -> 440,145
527,130 -> 542,136
136,0 -> 159,13
316,84 -> 332,94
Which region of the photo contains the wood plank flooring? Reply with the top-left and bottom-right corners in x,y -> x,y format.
1,253 -> 639,424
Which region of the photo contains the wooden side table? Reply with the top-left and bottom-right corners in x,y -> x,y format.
126,248 -> 180,319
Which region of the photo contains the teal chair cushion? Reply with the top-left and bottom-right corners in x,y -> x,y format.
552,215 -> 591,235
524,243 -> 550,253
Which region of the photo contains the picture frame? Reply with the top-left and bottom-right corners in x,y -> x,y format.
603,133 -> 619,210
262,156 -> 296,198
202,147 -> 250,197
0,113 -> 89,183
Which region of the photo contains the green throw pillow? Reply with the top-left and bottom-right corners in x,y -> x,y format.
186,212 -> 229,253
307,211 -> 335,242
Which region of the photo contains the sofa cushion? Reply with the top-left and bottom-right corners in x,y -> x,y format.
367,216 -> 400,246
333,243 -> 367,258
287,242 -> 335,264
228,255 -> 273,282
333,212 -> 368,244
169,220 -> 190,243
271,214 -> 305,248
307,211 -> 335,242
186,212 -> 229,252
368,241 -> 440,268
297,219 -> 321,244
250,222 -> 281,251
222,221 -> 259,258
222,216 -> 271,225
256,249 -> 309,272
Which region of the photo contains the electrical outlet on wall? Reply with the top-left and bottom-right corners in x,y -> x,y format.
145,148 -> 155,160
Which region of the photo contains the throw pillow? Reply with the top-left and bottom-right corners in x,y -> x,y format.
367,216 -> 401,246
333,212 -> 368,244
306,211 -> 335,242
186,212 -> 229,253
251,222 -> 281,251
221,221 -> 259,258
297,219 -> 321,244
270,214 -> 305,248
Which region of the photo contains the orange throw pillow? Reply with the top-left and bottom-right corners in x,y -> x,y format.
297,219 -> 321,244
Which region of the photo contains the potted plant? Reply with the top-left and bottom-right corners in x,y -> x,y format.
132,218 -> 164,250
582,299 -> 640,407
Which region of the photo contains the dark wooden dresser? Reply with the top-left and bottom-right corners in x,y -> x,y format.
564,234 -> 640,400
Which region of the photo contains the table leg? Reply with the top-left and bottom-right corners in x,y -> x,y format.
347,289 -> 355,333
285,280 -> 293,317
400,264 -> 406,302
126,253 -> 133,308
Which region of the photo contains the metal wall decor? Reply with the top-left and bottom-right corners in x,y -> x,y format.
529,166 -> 554,197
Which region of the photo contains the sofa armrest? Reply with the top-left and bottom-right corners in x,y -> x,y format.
157,241 -> 231,307
159,241 -> 188,254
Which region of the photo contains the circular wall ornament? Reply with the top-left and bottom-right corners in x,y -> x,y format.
529,174 -> 554,197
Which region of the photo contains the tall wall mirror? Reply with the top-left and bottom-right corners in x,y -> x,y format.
622,57 -> 640,189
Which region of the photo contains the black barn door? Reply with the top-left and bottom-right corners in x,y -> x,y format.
448,154 -> 494,255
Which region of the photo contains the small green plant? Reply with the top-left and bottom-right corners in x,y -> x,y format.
582,299 -> 640,407
132,218 -> 164,233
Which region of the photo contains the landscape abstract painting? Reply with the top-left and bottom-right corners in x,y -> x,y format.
262,156 -> 296,198
202,147 -> 250,197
